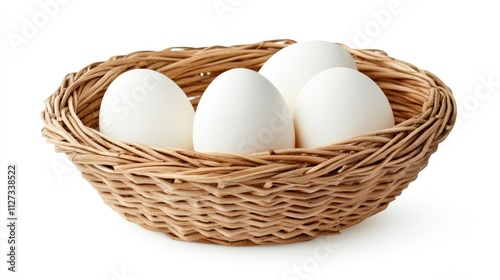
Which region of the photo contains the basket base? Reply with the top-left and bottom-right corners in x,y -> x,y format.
107,194 -> 398,246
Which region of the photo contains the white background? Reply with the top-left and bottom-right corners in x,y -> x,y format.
1,0 -> 499,279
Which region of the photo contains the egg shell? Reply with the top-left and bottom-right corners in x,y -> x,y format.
193,68 -> 295,154
99,69 -> 194,149
294,67 -> 395,148
259,40 -> 357,111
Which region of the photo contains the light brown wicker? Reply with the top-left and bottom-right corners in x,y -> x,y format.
41,39 -> 457,246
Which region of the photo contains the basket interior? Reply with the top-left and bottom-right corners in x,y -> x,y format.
70,43 -> 430,133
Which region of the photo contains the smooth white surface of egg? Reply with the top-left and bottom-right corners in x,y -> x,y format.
99,69 -> 195,149
294,67 -> 395,148
193,68 -> 295,154
259,40 -> 357,111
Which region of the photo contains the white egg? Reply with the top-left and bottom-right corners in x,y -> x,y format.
193,68 -> 295,154
294,67 -> 395,148
259,40 -> 357,111
99,69 -> 194,149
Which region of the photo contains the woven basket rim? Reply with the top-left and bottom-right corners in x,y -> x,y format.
42,39 -> 456,159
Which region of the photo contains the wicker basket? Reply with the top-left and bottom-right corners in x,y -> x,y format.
41,39 -> 456,246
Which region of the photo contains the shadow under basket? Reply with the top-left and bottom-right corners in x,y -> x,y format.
41,39 -> 457,246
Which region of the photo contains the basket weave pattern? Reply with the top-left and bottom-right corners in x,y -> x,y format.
41,39 -> 456,245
